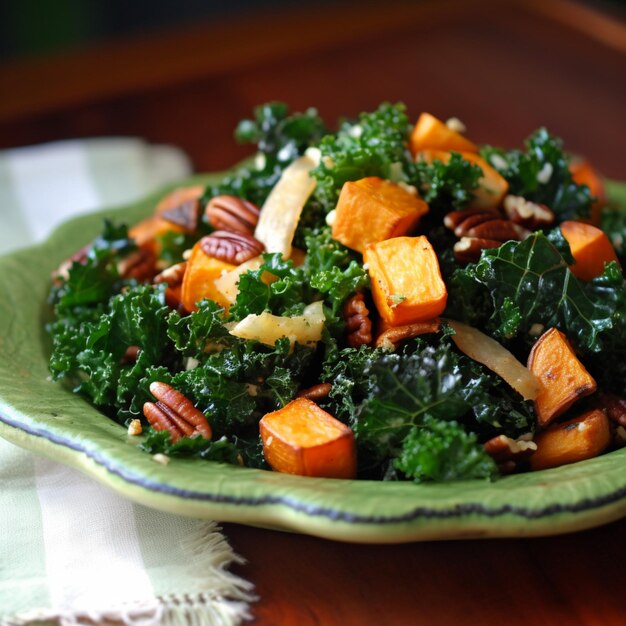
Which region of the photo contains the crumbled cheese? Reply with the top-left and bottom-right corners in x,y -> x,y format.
321,155 -> 335,170
127,419 -> 142,436
325,210 -> 337,227
304,146 -> 322,167
489,154 -> 509,171
182,249 -> 193,261
536,162 -> 554,185
445,117 -> 466,133
254,152 -> 266,171
348,124 -> 363,139
397,181 -> 418,196
245,383 -> 259,397
277,146 -> 292,162
152,453 -> 170,465
185,357 -> 200,371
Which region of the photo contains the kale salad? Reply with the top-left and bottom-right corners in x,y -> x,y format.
47,102 -> 626,483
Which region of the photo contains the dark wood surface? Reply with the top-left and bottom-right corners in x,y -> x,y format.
2,1 -> 625,623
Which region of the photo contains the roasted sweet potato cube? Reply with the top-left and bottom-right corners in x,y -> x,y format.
530,409 -> 611,471
331,177 -> 429,253
560,220 -> 619,281
128,215 -> 184,251
570,159 -> 606,226
364,236 -> 447,327
129,186 -> 204,251
416,150 -> 508,210
409,112 -> 478,156
181,241 -> 236,311
155,185 -> 205,215
259,397 -> 357,479
527,328 -> 597,427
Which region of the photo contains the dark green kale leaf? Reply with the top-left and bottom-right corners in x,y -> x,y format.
394,416 -> 497,483
310,102 -> 414,212
208,102 -> 326,208
602,209 -> 626,267
140,429 -> 243,464
167,299 -> 229,358
51,220 -> 135,310
235,101 -> 327,164
481,128 -> 593,221
49,284 -> 176,414
448,232 -> 625,354
350,338 -> 531,476
230,253 -> 306,319
413,152 -> 482,214
156,230 -> 198,266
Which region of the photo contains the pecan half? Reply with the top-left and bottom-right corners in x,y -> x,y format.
117,247 -> 157,281
160,198 -> 200,232
453,237 -> 503,264
503,195 -> 555,229
375,320 -> 441,350
593,391 -> 626,427
200,231 -> 265,265
445,207 -> 532,263
484,434 -> 537,474
143,381 -> 212,442
444,209 -> 499,233
153,262 -> 187,287
121,345 -> 140,364
343,292 -> 372,348
296,383 -> 332,401
206,195 -> 261,236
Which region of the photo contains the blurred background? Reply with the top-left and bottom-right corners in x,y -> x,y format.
0,0 -> 624,175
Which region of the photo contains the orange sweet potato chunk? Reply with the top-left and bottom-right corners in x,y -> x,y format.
527,328 -> 597,427
331,177 -> 429,253
570,159 -> 606,226
364,236 -> 447,327
155,185 -> 205,215
181,241 -> 236,312
259,397 -> 357,479
128,215 -> 184,251
530,409 -> 610,471
409,113 -> 478,156
560,220 -> 619,281
416,150 -> 508,210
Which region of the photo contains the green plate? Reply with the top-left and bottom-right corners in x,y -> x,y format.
1,173 -> 626,544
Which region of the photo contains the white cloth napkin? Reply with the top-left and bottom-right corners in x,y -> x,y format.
0,139 -> 254,626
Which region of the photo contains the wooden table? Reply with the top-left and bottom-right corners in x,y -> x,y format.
2,1 -> 625,623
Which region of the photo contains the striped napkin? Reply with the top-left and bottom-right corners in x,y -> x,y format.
0,139 -> 254,626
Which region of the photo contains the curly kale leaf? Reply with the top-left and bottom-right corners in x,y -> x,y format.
230,253 -> 306,319
50,220 -> 135,310
235,101 -> 327,164
208,102 -> 326,207
481,128 -> 593,221
413,152 -> 482,213
310,102 -> 414,212
140,429 -> 243,464
602,209 -> 626,267
394,417 -> 496,483
49,284 -> 176,413
230,232 -> 368,336
167,299 -> 229,358
351,339 -> 532,476
448,232 -> 626,354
